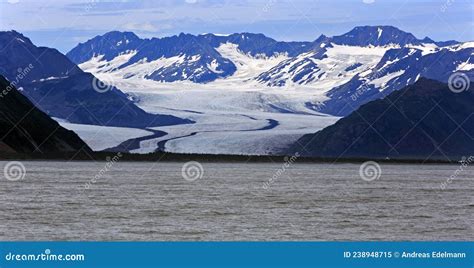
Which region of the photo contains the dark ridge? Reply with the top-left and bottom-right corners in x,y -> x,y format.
287,78 -> 474,161
0,75 -> 91,154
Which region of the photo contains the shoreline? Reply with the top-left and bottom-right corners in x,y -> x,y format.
0,151 -> 460,164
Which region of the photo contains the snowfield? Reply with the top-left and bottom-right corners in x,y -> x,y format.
69,39 -> 473,155
68,41 -> 450,155
256,43 -> 394,88
69,44 -> 342,155
55,27 -> 474,155
58,121 -> 154,152
97,78 -> 339,155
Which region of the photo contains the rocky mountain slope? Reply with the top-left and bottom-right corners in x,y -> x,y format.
67,26 -> 472,117
288,78 -> 474,160
0,31 -> 192,128
0,75 -> 91,153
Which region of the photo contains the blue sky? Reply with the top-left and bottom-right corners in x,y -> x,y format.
0,0 -> 473,53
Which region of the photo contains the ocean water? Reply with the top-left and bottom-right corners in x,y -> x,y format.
0,161 -> 472,241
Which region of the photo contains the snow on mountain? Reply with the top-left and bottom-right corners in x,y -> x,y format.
78,51 -> 138,74
0,30 -> 190,128
70,26 -> 463,94
199,32 -> 312,57
99,79 -> 339,155
256,43 -> 394,89
68,32 -> 237,83
323,44 -> 474,116
214,42 -> 289,82
69,31 -> 319,85
66,31 -> 142,63
254,26 -> 461,90
76,41 -> 337,154
288,78 -> 474,159
63,26 -> 471,154
332,25 -> 427,47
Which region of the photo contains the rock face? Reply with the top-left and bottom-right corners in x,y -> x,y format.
289,78 -> 474,160
0,75 -> 91,153
323,43 -> 474,116
331,25 -> 423,47
66,26 -> 473,118
0,30 -> 192,128
67,31 -> 238,83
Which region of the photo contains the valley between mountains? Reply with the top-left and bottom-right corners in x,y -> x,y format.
1,26 -> 473,158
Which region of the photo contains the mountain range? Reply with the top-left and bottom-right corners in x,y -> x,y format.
0,31 -> 192,128
0,26 -> 472,159
67,26 -> 473,116
288,78 -> 474,160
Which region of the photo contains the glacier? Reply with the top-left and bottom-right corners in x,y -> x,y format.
63,26 -> 473,155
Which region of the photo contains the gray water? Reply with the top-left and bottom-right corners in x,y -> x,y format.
0,161 -> 472,241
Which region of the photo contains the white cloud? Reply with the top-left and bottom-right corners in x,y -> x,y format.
122,22 -> 158,32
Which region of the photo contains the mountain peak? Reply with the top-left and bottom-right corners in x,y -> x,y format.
102,30 -> 139,39
222,32 -> 277,44
332,25 -> 421,46
0,30 -> 34,46
177,32 -> 194,38
90,31 -> 140,45
353,25 -> 399,30
314,34 -> 329,43
421,36 -> 435,43
67,31 -> 142,63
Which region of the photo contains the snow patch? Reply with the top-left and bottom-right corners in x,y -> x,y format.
207,59 -> 223,74
407,43 -> 439,56
259,44 -> 392,91
456,58 -> 474,71
369,70 -> 405,90
215,42 -> 288,81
